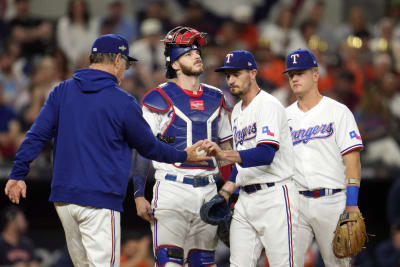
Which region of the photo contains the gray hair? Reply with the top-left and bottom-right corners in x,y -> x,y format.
89,53 -> 118,65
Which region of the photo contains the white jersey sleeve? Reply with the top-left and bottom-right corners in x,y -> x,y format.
218,107 -> 232,143
255,101 -> 282,149
232,90 -> 295,186
335,106 -> 364,155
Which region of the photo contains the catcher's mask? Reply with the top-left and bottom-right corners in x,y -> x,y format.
162,26 -> 207,78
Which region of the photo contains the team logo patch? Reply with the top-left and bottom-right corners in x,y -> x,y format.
190,99 -> 205,110
233,123 -> 257,146
290,122 -> 334,145
349,130 -> 361,140
262,126 -> 274,136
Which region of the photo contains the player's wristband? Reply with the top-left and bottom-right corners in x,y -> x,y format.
346,185 -> 359,206
220,188 -> 232,197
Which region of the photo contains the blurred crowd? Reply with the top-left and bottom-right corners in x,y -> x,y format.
2,0 -> 400,265
1,0 -> 400,180
0,0 -> 400,178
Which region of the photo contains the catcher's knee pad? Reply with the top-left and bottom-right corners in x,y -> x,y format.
155,245 -> 184,266
187,249 -> 215,267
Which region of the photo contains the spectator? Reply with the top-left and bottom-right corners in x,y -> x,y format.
56,0 -> 99,70
100,0 -> 138,43
256,39 -> 286,89
120,232 -> 154,267
129,18 -> 164,73
381,72 -> 400,121
328,70 -> 359,112
22,56 -> 60,126
375,221 -> 400,266
355,83 -> 400,167
231,5 -> 259,50
336,5 -> 372,46
258,5 -> 303,58
8,0 -> 53,61
180,0 -> 221,38
137,0 -> 173,33
0,43 -> 27,109
0,205 -> 39,267
0,84 -> 23,163
0,0 -> 11,48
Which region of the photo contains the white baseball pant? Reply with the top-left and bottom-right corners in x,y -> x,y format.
55,203 -> 120,267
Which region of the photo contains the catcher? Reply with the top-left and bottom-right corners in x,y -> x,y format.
284,48 -> 367,266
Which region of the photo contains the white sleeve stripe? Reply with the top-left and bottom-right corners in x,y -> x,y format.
219,135 -> 233,142
258,139 -> 280,145
340,144 -> 364,155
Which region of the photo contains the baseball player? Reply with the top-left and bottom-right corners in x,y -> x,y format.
284,48 -> 364,266
133,26 -> 232,266
203,50 -> 299,267
4,34 -> 210,267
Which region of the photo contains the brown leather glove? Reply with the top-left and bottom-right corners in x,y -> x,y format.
332,211 -> 367,258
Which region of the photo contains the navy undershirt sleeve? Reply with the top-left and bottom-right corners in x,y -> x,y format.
238,143 -> 277,168
228,164 -> 238,182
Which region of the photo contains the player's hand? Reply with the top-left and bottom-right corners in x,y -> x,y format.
345,205 -> 360,235
202,140 -> 224,159
135,197 -> 154,222
185,140 -> 212,165
5,179 -> 26,204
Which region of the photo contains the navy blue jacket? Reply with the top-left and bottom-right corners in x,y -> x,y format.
10,68 -> 186,211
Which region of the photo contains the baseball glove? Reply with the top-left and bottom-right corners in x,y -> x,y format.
217,215 -> 231,247
332,211 -> 367,258
200,194 -> 232,225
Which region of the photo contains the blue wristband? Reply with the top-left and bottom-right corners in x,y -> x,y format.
346,185 -> 359,206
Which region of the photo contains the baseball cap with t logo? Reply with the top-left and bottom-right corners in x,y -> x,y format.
214,50 -> 257,72
283,48 -> 318,73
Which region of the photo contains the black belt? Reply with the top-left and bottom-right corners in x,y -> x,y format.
242,183 -> 275,194
299,188 -> 342,198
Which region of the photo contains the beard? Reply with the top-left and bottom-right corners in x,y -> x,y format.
180,62 -> 204,77
230,78 -> 251,97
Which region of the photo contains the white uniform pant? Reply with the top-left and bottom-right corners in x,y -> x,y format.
230,181 -> 298,267
151,180 -> 218,265
55,203 -> 120,267
295,191 -> 350,267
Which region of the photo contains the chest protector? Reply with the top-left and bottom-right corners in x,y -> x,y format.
143,82 -> 223,169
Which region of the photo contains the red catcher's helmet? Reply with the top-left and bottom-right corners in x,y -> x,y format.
162,26 -> 207,47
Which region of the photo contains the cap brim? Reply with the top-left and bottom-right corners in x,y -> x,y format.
127,56 -> 138,62
215,66 -> 248,72
282,67 -> 309,74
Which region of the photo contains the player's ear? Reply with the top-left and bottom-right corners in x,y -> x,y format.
312,68 -> 319,82
114,54 -> 122,68
171,61 -> 180,72
250,69 -> 257,80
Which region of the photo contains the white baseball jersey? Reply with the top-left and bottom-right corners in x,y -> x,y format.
286,96 -> 363,190
231,90 -> 295,186
142,84 -> 232,179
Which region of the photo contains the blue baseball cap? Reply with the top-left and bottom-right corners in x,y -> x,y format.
283,49 -> 318,73
91,34 -> 138,61
214,50 -> 257,72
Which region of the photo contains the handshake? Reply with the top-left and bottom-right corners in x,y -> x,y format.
185,140 -> 226,164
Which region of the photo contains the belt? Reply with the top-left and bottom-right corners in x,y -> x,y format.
164,174 -> 214,188
299,188 -> 342,198
242,183 -> 275,194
